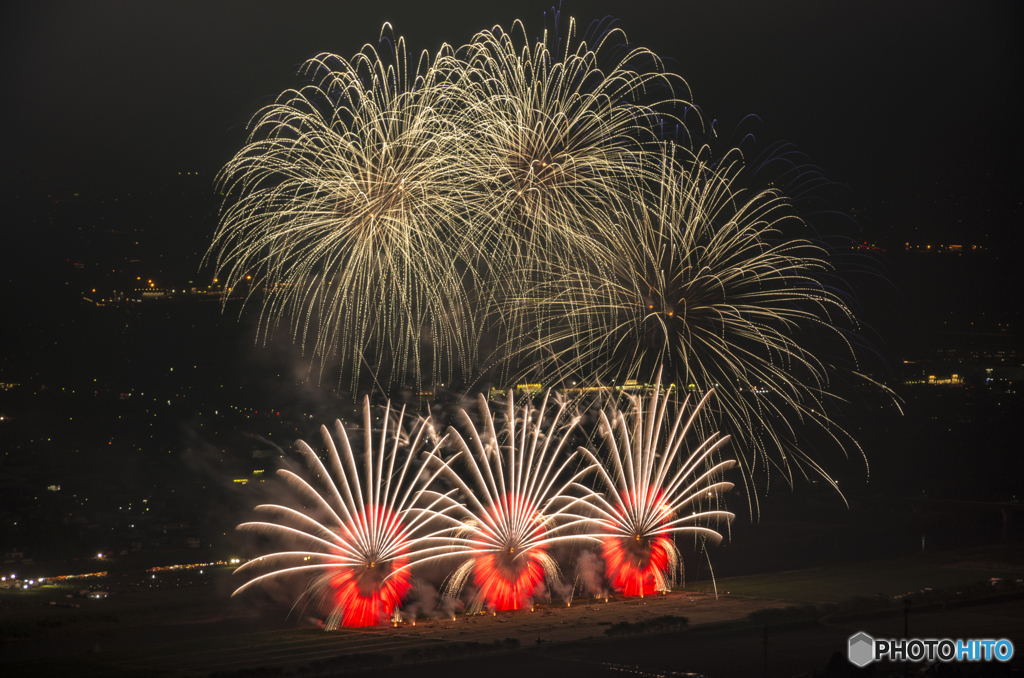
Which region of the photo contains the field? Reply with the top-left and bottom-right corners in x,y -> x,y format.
683,551 -> 1024,602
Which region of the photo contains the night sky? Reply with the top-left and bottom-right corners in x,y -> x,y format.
4,1 -> 1022,244
0,1 -> 1022,559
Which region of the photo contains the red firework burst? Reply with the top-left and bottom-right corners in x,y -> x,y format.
328,556 -> 411,627
472,551 -> 545,611
600,487 -> 673,597
602,534 -> 672,597
325,504 -> 412,627
423,392 -> 601,612
233,401 -> 450,631
576,376 -> 737,599
470,494 -> 547,611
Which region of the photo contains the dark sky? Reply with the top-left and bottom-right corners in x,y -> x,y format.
3,0 -> 1022,247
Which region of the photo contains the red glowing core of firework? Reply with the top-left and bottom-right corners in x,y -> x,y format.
602,533 -> 671,597
472,495 -> 547,611
328,506 -> 411,627
602,488 -> 673,597
473,549 -> 545,611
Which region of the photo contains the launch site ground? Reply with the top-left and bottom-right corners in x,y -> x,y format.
2,543 -> 1023,677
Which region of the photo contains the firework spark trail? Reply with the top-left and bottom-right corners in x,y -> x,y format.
576,368 -> 736,596
515,144 -> 869,507
205,28 -> 481,392
418,390 -> 601,611
231,397 -> 462,628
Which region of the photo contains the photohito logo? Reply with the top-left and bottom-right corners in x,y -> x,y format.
848,632 -> 1014,666
848,632 -> 874,667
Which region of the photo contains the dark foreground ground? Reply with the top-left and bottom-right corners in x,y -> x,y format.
352,597 -> 1024,678
2,542 -> 1023,677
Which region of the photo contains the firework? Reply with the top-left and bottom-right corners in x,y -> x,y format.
516,144 -> 871,502
421,391 -> 599,612
450,19 -> 692,373
205,30 -> 478,391
232,398 -> 455,628
216,17 -> 882,609
458,18 -> 685,248
203,18 -> 701,391
578,370 -> 736,596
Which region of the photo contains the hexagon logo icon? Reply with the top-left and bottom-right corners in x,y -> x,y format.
848,632 -> 874,667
